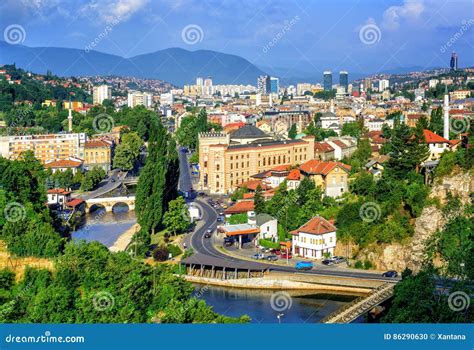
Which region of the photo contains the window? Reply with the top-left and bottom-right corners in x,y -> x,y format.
216,164 -> 220,171
230,163 -> 233,170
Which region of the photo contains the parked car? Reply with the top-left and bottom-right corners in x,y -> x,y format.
321,259 -> 334,266
271,249 -> 281,255
295,261 -> 314,271
266,255 -> 278,261
251,253 -> 264,260
332,256 -> 346,264
382,270 -> 398,278
204,232 -> 212,238
280,253 -> 293,259
216,216 -> 223,222
223,237 -> 235,247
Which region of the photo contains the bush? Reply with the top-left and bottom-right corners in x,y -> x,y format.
167,244 -> 183,257
258,239 -> 280,249
363,260 -> 373,270
152,246 -> 169,261
354,260 -> 363,269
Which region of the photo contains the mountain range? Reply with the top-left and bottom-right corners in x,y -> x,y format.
0,42 -> 266,86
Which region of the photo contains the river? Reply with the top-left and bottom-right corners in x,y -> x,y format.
194,284 -> 357,323
71,209 -> 357,323
71,207 -> 136,248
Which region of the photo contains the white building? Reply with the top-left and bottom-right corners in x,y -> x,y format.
365,118 -> 394,132
429,79 -> 439,89
291,216 -> 337,259
251,214 -> 278,242
378,79 -> 390,91
160,93 -> 174,106
93,85 -> 112,105
128,91 -> 153,108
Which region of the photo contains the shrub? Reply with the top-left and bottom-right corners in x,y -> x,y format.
152,246 -> 169,261
354,260 -> 363,269
258,239 -> 280,249
167,244 -> 183,257
363,260 -> 373,270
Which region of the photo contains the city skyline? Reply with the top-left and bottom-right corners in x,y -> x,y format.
1,0 -> 473,79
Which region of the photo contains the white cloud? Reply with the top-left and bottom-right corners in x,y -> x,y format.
382,0 -> 425,30
80,0 -> 149,24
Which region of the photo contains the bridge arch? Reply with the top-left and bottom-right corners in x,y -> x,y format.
89,203 -> 106,214
111,202 -> 130,213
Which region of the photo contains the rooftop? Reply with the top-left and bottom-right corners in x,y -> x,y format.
291,216 -> 336,236
230,125 -> 269,139
299,159 -> 351,176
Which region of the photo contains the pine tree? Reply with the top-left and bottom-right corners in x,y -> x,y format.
288,123 -> 297,139
253,185 -> 265,214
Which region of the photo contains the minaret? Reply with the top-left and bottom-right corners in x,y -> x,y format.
68,98 -> 73,132
329,99 -> 335,114
443,85 -> 450,140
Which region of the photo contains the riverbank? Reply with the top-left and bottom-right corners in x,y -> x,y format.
183,274 -> 377,294
109,222 -> 140,252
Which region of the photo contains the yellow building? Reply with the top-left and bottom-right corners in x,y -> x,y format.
84,139 -> 113,172
0,133 -> 86,163
62,101 -> 84,110
198,125 -> 315,194
298,159 -> 351,198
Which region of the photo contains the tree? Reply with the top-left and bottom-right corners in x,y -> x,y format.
253,185 -> 265,214
429,107 -> 443,135
113,132 -> 142,171
136,120 -> 167,234
341,121 -> 362,138
296,177 -> 315,205
163,197 -> 191,235
288,124 -> 297,139
80,167 -> 106,191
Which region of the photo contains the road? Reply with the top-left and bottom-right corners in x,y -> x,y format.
80,169 -> 127,200
179,150 -> 400,283
178,149 -> 193,194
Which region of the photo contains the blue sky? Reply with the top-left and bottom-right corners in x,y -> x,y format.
1,0 -> 473,77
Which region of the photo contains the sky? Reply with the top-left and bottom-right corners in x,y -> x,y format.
1,0 -> 473,78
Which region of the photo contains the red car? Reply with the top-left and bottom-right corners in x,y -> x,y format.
280,253 -> 292,259
271,249 -> 281,255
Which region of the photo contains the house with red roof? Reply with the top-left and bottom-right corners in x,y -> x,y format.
291,215 -> 337,259
299,159 -> 351,198
422,129 -> 451,161
47,188 -> 71,209
44,157 -> 83,174
314,142 -> 335,161
223,200 -> 255,217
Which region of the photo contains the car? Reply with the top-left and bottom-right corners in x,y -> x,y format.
223,237 -> 235,247
204,232 -> 212,238
270,249 -> 281,255
111,178 -> 116,183
280,253 -> 293,259
332,256 -> 346,264
382,270 -> 398,278
266,255 -> 278,261
251,253 -> 264,260
198,192 -> 206,197
321,259 -> 334,266
295,261 -> 314,271
216,216 -> 223,222
221,204 -> 228,209
218,210 -> 224,216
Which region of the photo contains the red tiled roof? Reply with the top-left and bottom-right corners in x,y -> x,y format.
332,140 -> 349,149
291,216 -> 336,236
224,200 -> 255,214
270,164 -> 291,172
85,139 -> 112,148
423,129 -> 449,144
314,142 -> 334,153
66,198 -> 85,208
44,159 -> 82,168
47,188 -> 71,195
299,159 -> 351,176
238,179 -> 269,191
286,169 -> 301,181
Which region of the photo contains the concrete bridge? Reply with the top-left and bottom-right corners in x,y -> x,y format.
85,196 -> 136,213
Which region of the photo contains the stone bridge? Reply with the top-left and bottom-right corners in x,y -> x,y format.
85,196 -> 136,213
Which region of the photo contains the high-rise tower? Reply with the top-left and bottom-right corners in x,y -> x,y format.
323,71 -> 332,91
450,52 -> 458,71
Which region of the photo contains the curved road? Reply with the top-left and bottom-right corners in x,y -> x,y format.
179,150 -> 400,283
